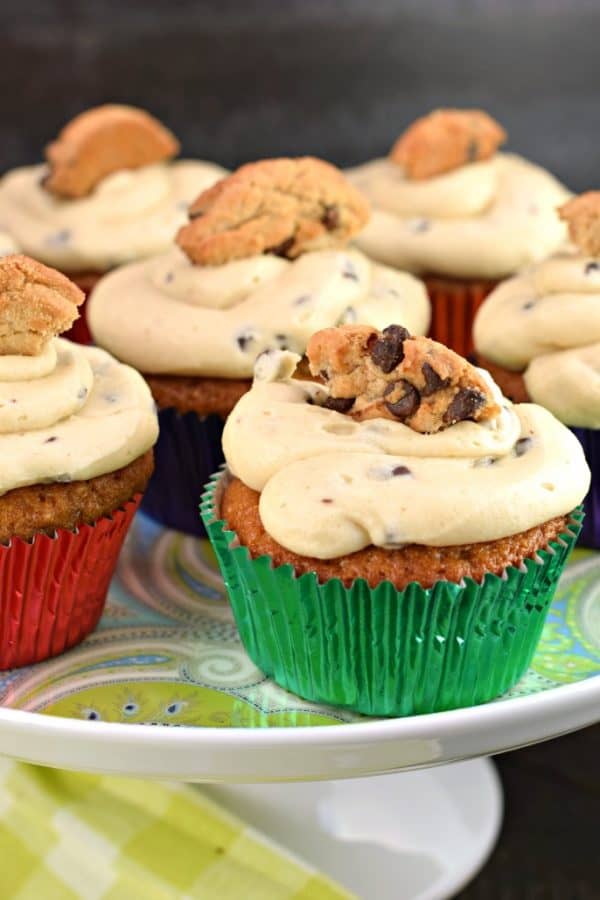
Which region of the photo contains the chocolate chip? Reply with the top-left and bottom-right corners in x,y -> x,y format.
467,139 -> 479,162
370,324 -> 410,373
321,498 -> 333,504
236,330 -> 255,351
522,300 -> 536,310
164,271 -> 174,284
443,388 -> 485,425
322,205 -> 340,230
188,207 -> 203,220
341,259 -> 359,281
408,218 -> 430,233
421,362 -> 450,396
322,395 -> 355,413
268,236 -> 295,258
293,294 -> 312,306
77,386 -> 88,400
44,436 -> 58,444
391,464 -> 412,476
275,333 -> 289,350
384,380 -> 420,420
46,228 -> 72,246
473,456 -> 499,468
515,437 -> 533,456
585,261 -> 600,275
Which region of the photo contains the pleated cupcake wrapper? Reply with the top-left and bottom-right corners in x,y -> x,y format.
0,496 -> 141,670
141,407 -> 225,537
201,469 -> 582,717
571,427 -> 600,548
424,276 -> 497,358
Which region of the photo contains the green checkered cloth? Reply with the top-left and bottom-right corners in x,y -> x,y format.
0,758 -> 351,899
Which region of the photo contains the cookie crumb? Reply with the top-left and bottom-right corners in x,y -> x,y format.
559,192 -> 600,257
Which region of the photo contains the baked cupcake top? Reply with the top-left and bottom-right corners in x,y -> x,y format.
0,105 -> 226,272
88,157 -> 431,378
474,193 -> 600,429
0,255 -> 158,495
222,324 -> 589,558
347,108 -> 570,279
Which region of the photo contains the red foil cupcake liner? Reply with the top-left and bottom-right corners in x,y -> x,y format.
424,276 -> 498,357
0,496 -> 141,670
63,271 -> 103,345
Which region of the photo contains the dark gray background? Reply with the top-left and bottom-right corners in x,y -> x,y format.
0,0 -> 598,192
1,2 -> 599,897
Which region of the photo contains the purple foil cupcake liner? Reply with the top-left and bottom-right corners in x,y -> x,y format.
141,407 -> 225,537
572,427 -> 599,548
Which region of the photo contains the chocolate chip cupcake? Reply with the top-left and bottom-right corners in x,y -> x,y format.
0,254 -> 158,668
347,108 -> 570,356
0,105 -> 226,343
202,324 -> 589,716
474,192 -> 600,547
89,156 -> 431,536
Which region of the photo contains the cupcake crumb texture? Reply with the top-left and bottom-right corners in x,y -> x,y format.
559,192 -> 600,257
0,254 -> 84,355
176,156 -> 370,265
43,104 -> 180,199
307,323 -> 500,433
389,108 -> 507,180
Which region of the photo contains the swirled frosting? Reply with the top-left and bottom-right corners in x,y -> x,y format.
221,351 -> 589,558
346,153 -> 570,279
0,338 -> 158,496
0,160 -> 226,272
474,251 -> 600,428
88,247 -> 430,378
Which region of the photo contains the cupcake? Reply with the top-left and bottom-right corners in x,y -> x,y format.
0,105 -> 226,343
89,156 -> 430,536
474,192 -> 600,547
347,108 -> 570,356
0,254 -> 158,668
202,324 -> 589,716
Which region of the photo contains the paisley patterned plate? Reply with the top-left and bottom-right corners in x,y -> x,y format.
0,515 -> 598,728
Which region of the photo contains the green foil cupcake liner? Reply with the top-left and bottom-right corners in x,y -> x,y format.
201,470 -> 583,717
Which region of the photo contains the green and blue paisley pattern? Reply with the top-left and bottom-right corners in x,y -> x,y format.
0,517 -> 598,725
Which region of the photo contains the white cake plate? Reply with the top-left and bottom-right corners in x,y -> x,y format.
0,516 -> 597,898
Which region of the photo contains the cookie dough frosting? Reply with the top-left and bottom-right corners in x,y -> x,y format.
474,252 -> 600,428
0,105 -> 226,271
347,110 -> 569,278
89,157 -> 430,377
88,246 -> 430,377
222,350 -> 589,558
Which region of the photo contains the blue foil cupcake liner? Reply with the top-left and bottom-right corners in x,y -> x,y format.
572,427 -> 599,548
141,407 -> 225,537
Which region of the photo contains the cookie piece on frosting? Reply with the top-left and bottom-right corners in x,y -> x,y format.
389,109 -> 507,180
43,104 -> 180,199
307,323 -> 500,433
559,192 -> 600,257
0,254 -> 84,355
176,157 -> 370,266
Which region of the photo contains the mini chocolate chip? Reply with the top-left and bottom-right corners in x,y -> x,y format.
473,456 -> 499,468
44,436 -> 58,444
104,394 -> 118,404
164,271 -> 174,284
421,362 -> 450,396
370,324 -> 410,373
188,207 -> 203,220
384,379 -> 420,419
467,138 -> 479,162
268,236 -> 295,258
391,464 -> 412,476
322,396 -> 355,413
321,498 -> 333,504
236,330 -> 255,351
585,261 -> 600,275
77,386 -> 88,400
443,388 -> 485,425
293,294 -> 311,306
515,437 -> 533,456
341,259 -> 359,281
275,333 -> 289,350
322,205 -> 340,230
522,300 -> 536,310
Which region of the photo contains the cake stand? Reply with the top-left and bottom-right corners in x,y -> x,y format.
0,515 -> 598,900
